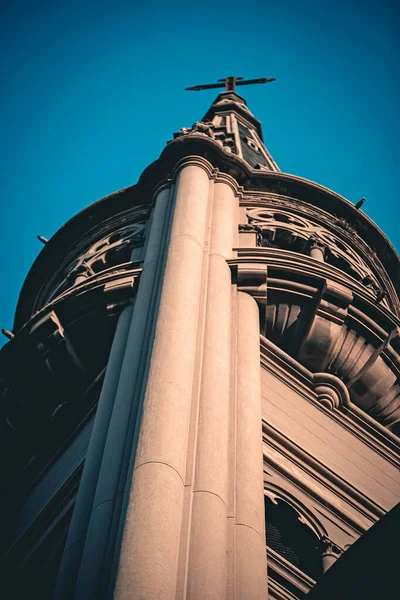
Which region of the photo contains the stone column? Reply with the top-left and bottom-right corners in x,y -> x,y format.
235,292 -> 268,599
308,237 -> 325,262
71,185 -> 172,599
187,179 -> 237,599
54,302 -> 133,600
320,537 -> 343,573
114,160 -> 212,600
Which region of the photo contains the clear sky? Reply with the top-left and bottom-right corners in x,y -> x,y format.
0,0 -> 398,344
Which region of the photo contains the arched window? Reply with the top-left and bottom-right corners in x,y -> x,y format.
265,494 -> 322,581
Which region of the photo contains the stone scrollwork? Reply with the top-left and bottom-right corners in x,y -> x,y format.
318,536 -> 344,573
245,207 -> 385,298
313,373 -> 351,410
173,120 -> 237,154
49,222 -> 146,301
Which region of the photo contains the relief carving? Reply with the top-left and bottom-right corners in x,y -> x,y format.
49,223 -> 146,301
245,207 -> 386,300
173,120 -> 237,153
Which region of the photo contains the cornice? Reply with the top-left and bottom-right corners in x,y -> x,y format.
267,574 -> 306,600
267,546 -> 316,596
262,420 -> 384,529
9,266 -> 141,344
230,253 -> 400,431
147,134 -> 399,293
233,248 -> 399,319
240,194 -> 398,313
13,199 -> 149,331
260,336 -> 400,465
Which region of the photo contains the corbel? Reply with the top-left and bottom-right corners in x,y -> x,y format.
235,261 -> 267,291
297,279 -> 353,372
238,223 -> 262,247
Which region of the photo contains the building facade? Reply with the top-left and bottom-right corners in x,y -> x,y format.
1,88 -> 399,599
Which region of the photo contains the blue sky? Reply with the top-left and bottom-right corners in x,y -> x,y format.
0,0 -> 398,342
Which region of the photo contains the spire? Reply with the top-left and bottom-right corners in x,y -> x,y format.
174,76 -> 280,172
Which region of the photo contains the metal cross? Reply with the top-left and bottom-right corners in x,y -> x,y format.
185,76 -> 276,92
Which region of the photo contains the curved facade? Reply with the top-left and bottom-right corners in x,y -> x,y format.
1,89 -> 399,599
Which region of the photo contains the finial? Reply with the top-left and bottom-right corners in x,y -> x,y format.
2,329 -> 14,340
354,198 -> 366,210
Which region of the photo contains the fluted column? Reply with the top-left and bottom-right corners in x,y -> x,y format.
114,161 -> 212,600
235,292 -> 268,599
187,179 -> 237,599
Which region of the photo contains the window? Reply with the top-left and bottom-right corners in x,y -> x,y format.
265,495 -> 322,581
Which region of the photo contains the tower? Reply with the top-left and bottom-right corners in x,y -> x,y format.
1,79 -> 399,599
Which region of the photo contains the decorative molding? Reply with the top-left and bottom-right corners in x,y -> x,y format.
169,155 -> 244,199
261,336 -> 400,466
262,420 -> 384,529
29,310 -> 85,377
267,546 -> 316,596
229,247 -> 400,431
240,194 -> 398,315
267,574 -> 304,600
245,206 -> 385,297
313,373 -> 350,410
25,205 -> 149,319
173,120 -> 237,154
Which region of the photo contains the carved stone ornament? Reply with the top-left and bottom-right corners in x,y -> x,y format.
48,223 -> 146,302
245,207 -> 385,297
313,373 -> 350,410
318,536 -> 344,573
173,120 -> 237,154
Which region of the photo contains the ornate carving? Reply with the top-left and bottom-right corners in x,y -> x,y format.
297,280 -> 353,372
335,217 -> 358,237
318,536 -> 344,573
245,207 -> 385,296
313,373 -> 350,410
49,223 -> 146,301
173,120 -> 237,154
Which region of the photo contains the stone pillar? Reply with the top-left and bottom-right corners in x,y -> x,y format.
235,292 -> 268,599
187,179 -> 237,599
114,161 -> 212,600
308,237 -> 325,262
320,537 -> 343,573
70,185 -> 171,599
54,302 -> 133,600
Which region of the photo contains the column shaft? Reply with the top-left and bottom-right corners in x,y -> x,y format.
72,186 -> 171,599
187,181 -> 237,599
54,302 -> 133,600
114,164 -> 211,600
235,292 -> 268,599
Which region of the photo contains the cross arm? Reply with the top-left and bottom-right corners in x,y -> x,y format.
235,77 -> 276,86
185,82 -> 226,91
